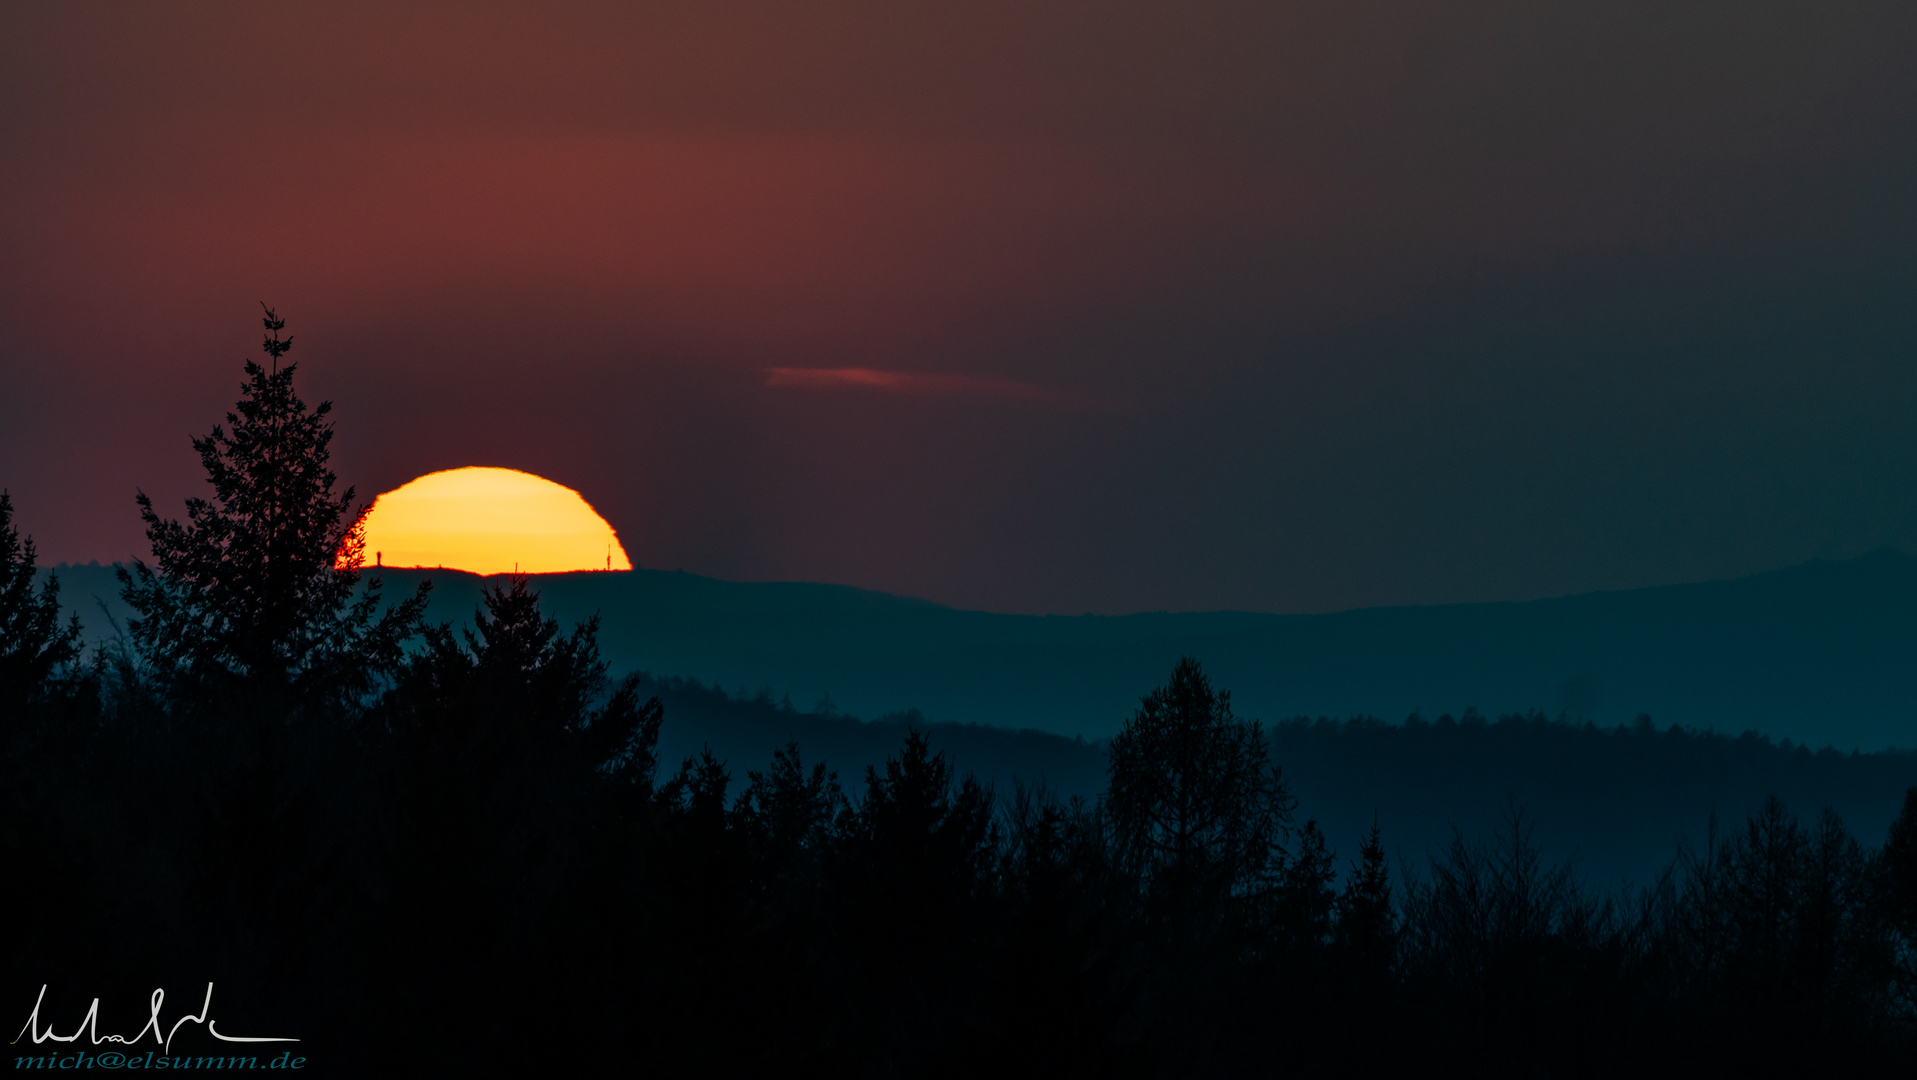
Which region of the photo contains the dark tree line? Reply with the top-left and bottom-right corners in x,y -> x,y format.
4,313 -> 1917,1077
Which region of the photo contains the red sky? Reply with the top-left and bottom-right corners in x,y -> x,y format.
5,1 -> 1917,613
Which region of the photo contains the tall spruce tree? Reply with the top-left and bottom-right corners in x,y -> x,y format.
385,573 -> 663,779
0,490 -> 84,711
1878,788 -> 1917,1010
1277,818 -> 1338,950
1334,819 -> 1396,961
1883,789 -> 1917,936
119,306 -> 428,715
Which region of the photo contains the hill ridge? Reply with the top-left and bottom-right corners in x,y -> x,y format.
43,546 -> 1917,750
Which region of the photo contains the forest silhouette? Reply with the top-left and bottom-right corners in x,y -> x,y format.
5,312 -> 1917,1076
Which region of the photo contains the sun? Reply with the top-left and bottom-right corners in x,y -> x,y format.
349,467 -> 631,576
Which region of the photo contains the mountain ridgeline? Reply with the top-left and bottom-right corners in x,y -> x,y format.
632,674 -> 1917,891
51,545 -> 1917,750
41,547 -> 1917,892
43,551 -> 1917,884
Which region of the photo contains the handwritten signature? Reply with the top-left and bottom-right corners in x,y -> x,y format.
12,984 -> 300,1054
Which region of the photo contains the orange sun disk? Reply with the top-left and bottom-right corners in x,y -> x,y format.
346,467 -> 631,576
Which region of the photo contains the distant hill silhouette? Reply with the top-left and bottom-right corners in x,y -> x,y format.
38,556 -> 1917,901
634,674 -> 1917,889
47,547 -> 1917,749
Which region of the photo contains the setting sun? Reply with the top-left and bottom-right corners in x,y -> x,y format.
352,467 -> 631,575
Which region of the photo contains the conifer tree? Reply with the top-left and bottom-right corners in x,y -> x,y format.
387,573 -> 663,778
1881,789 -> 1917,928
1874,788 -> 1917,997
1105,657 -> 1293,902
1335,819 -> 1397,971
118,306 -> 429,714
833,730 -> 999,1069
847,729 -> 999,898
1277,818 -> 1338,949
409,575 -> 603,728
0,490 -> 84,709
733,741 -> 845,904
1722,795 -> 1808,998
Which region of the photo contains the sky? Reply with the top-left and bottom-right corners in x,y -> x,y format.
3,1 -> 1916,616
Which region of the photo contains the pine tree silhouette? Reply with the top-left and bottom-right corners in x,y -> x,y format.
1106,656 -> 1293,904
386,573 -> 662,778
118,306 -> 428,715
1877,788 -> 1917,1015
1882,789 -> 1917,937
828,730 -> 999,1072
0,490 -> 84,709
1334,818 -> 1396,966
1278,817 -> 1339,950
733,741 -> 845,906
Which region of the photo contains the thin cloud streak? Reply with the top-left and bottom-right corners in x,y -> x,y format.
763,366 -> 1095,407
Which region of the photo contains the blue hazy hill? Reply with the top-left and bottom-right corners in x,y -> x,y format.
47,547 -> 1917,750
43,553 -> 1917,886
633,677 -> 1916,892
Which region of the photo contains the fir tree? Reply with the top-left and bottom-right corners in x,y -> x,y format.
0,490 -> 85,709
386,573 -> 662,778
1880,789 -> 1917,922
118,305 -> 429,715
847,729 -> 999,901
732,741 -> 845,905
1277,818 -> 1339,950
1874,788 -> 1917,1005
1334,818 -> 1397,973
834,730 -> 1000,1070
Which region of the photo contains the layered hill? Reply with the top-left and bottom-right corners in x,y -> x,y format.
47,548 -> 1917,750
625,676 -> 1917,891
42,553 -> 1917,885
